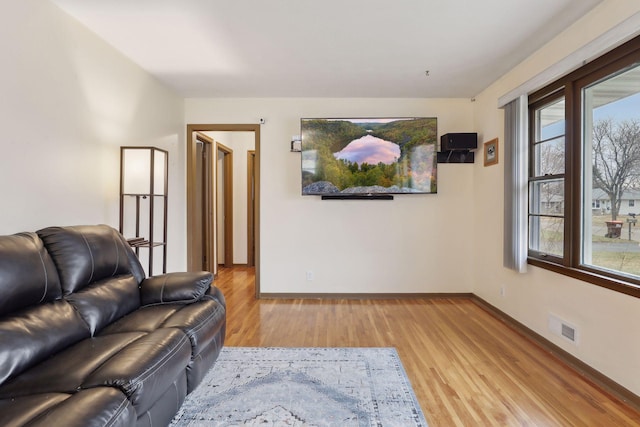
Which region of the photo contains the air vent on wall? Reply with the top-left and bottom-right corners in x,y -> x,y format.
561,323 -> 576,342
548,313 -> 579,345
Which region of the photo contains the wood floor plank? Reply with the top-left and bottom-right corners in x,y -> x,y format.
214,266 -> 640,426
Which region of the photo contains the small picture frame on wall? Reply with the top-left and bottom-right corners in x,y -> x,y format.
484,138 -> 499,166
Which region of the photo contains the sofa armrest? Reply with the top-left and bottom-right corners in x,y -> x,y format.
140,271 -> 213,305
204,284 -> 226,308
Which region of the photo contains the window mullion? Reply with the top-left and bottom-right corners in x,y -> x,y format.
566,81 -> 580,268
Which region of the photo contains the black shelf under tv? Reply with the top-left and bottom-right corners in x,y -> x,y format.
437,150 -> 474,163
321,194 -> 394,200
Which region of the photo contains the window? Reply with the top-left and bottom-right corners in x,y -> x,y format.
529,97 -> 565,258
528,35 -> 640,298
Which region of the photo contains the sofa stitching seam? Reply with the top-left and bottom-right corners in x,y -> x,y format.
124,333 -> 189,393
77,229 -> 95,285
31,234 -> 50,304
182,304 -> 223,337
104,395 -> 130,427
160,275 -> 169,303
111,229 -> 119,277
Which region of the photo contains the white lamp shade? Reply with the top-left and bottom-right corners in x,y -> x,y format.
154,150 -> 166,195
121,147 -> 167,195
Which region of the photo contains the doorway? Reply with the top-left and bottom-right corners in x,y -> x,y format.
216,143 -> 233,268
194,133 -> 215,273
186,124 -> 260,297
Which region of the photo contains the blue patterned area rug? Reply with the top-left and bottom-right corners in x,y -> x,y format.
170,347 -> 427,426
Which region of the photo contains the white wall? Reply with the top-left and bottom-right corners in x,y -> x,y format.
472,1 -> 640,396
186,98 -> 475,294
1,0 -> 186,272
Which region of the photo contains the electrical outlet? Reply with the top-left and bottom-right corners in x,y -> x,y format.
499,285 -> 506,298
306,271 -> 314,281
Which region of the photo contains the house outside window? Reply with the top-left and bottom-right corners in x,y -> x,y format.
527,35 -> 640,297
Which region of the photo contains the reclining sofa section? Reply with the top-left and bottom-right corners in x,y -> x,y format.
0,225 -> 226,427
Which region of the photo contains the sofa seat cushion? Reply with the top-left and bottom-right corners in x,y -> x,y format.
0,329 -> 191,415
0,388 -> 136,427
100,300 -> 225,360
99,300 -> 226,392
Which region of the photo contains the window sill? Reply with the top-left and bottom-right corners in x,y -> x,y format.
528,257 -> 640,299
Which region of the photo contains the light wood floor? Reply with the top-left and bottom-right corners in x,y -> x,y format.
215,266 -> 640,426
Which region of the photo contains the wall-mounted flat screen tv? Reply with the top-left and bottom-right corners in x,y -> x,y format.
301,117 -> 437,196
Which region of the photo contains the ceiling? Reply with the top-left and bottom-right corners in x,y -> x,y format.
50,0 -> 604,98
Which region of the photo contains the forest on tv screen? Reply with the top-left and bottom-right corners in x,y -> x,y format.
302,118 -> 437,193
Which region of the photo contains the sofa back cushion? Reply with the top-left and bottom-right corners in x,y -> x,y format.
0,300 -> 90,385
66,275 -> 141,335
37,225 -> 143,294
37,225 -> 145,335
0,232 -> 62,317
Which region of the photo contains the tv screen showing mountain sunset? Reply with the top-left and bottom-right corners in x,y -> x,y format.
301,117 -> 437,195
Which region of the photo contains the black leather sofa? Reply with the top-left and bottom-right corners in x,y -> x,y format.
0,225 -> 226,427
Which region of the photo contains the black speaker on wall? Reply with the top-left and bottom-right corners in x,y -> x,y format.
440,133 -> 478,151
